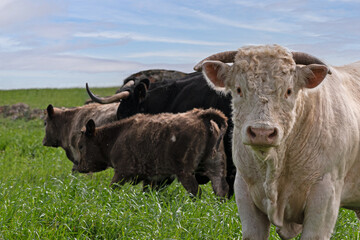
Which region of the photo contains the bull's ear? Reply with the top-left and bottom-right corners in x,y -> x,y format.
301,64 -> 329,89
140,78 -> 150,89
85,119 -> 96,137
202,60 -> 230,92
46,104 -> 55,119
134,82 -> 148,103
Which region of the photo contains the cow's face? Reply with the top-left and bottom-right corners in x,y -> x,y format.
117,79 -> 149,119
76,119 -> 108,173
202,45 -> 328,158
43,104 -> 61,147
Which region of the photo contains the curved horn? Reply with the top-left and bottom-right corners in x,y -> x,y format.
86,83 -> 130,104
292,52 -> 331,74
123,80 -> 135,88
194,51 -> 238,72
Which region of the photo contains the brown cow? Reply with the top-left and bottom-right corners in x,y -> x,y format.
43,103 -> 118,171
76,108 -> 229,197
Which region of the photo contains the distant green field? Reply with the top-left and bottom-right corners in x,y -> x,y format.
0,88 -> 359,239
0,87 -> 118,109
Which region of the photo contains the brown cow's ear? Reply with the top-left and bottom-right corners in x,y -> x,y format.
85,119 -> 96,137
301,64 -> 329,89
47,104 -> 55,119
202,60 -> 230,92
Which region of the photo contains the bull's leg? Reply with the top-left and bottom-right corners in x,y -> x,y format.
235,171 -> 270,240
177,173 -> 201,197
276,223 -> 302,239
301,173 -> 342,240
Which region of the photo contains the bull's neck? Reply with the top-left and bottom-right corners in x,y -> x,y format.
262,90 -> 323,184
286,89 -> 324,168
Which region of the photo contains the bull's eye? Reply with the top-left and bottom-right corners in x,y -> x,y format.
285,88 -> 292,98
236,87 -> 243,97
79,145 -> 83,150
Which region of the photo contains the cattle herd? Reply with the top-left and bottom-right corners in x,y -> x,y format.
43,44 -> 360,239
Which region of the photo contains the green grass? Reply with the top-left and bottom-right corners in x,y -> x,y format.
0,88 -> 359,239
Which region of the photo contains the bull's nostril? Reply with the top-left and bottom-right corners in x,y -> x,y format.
247,127 -> 256,138
269,128 -> 277,139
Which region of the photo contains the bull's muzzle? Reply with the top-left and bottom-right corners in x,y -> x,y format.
246,126 -> 279,147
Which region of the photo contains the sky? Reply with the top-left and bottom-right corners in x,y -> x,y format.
0,0 -> 360,89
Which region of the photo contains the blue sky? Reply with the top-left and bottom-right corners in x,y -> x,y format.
1,0 -> 360,89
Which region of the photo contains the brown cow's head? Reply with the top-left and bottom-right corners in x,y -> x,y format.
76,119 -> 108,173
196,44 -> 329,158
43,104 -> 61,147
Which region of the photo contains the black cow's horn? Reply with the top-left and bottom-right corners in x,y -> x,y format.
292,52 -> 331,74
86,83 -> 130,104
194,51 -> 238,72
123,80 -> 135,88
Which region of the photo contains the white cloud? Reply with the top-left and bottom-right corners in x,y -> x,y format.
75,31 -> 229,46
183,8 -> 296,33
0,0 -> 13,9
125,51 -> 209,59
0,0 -> 63,28
0,36 -> 31,51
298,14 -> 331,23
0,37 -> 20,48
328,0 -> 360,2
0,53 -> 141,72
0,51 -> 194,74
233,0 -> 302,12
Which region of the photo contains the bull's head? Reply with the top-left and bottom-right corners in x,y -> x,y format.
195,44 -> 330,157
86,79 -> 150,119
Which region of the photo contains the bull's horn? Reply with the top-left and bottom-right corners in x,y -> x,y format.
292,52 -> 332,74
86,83 -> 130,104
123,80 -> 135,88
194,51 -> 238,72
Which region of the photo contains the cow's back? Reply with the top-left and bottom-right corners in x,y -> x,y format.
109,111 -> 210,177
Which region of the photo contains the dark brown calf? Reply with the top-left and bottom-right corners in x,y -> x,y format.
76,108 -> 229,197
43,103 -> 118,171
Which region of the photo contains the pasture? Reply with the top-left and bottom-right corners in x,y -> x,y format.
0,88 -> 359,239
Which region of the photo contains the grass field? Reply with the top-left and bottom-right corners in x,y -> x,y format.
0,88 -> 359,239
0,87 -> 118,109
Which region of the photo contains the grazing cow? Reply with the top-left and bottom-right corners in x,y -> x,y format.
76,108 -> 229,197
86,72 -> 236,197
196,44 -> 360,239
43,103 -> 118,171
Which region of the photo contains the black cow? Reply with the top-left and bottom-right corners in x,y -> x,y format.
86,72 -> 235,197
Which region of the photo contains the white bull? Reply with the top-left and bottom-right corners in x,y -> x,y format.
196,44 -> 360,239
